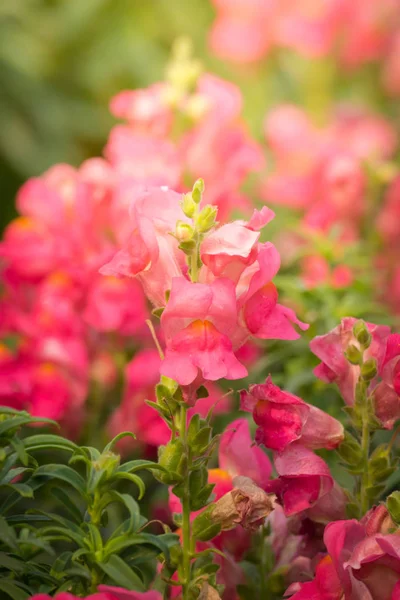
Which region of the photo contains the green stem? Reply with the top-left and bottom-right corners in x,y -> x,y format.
190,236 -> 200,283
360,400 -> 370,516
180,404 -> 192,600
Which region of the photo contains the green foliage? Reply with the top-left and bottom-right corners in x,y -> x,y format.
0,406 -> 178,596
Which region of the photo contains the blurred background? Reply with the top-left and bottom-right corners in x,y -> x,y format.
0,0 -> 215,229
2,0 -> 398,229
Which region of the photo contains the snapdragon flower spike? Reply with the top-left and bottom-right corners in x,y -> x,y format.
160,277 -> 247,386
310,317 -> 391,405
269,443 -> 333,516
240,376 -> 344,451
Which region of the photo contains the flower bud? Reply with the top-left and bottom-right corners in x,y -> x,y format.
175,221 -> 194,242
157,439 -> 186,484
353,320 -> 372,347
387,491 -> 400,525
192,178 -> 205,203
345,344 -> 362,365
361,357 -> 378,381
93,450 -> 120,478
196,205 -> 218,233
182,193 -> 197,218
199,583 -> 222,600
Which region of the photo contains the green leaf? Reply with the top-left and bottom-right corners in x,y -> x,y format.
0,581 -> 29,600
99,491 -> 141,533
33,464 -> 86,496
0,516 -> 18,551
98,555 -> 145,591
51,487 -> 82,523
4,483 -> 34,498
9,437 -> 29,466
23,434 -> 77,453
118,459 -> 167,474
1,467 -> 32,485
38,525 -> 85,546
0,552 -> 25,572
113,472 -> 146,499
28,510 -> 84,536
0,415 -> 56,436
104,432 -> 136,452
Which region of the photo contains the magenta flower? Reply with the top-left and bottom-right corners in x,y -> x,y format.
269,443 -> 334,516
287,518 -> 400,600
240,376 -> 344,452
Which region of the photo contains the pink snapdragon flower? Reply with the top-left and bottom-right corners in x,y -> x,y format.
29,587 -> 161,600
268,443 -> 334,516
373,333 -> 400,428
310,317 -> 391,405
240,376 -> 344,451
100,186 -> 187,308
160,277 -> 247,386
287,517 -> 400,599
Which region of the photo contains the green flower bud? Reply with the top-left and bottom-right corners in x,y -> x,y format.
175,221 -> 194,242
157,439 -> 185,484
345,344 -> 362,365
192,178 -> 205,204
93,451 -> 120,478
387,491 -> 400,525
353,320 -> 371,347
361,357 -> 378,381
182,193 -> 197,218
196,205 -> 218,233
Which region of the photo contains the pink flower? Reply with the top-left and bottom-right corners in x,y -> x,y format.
29,588 -> 161,600
288,518 -> 400,599
100,186 -> 186,308
200,207 -> 274,284
109,83 -> 172,136
269,444 -> 334,516
235,243 -> 308,346
160,277 -> 247,386
219,417 -> 272,487
83,276 -> 148,335
373,333 -> 400,428
209,0 -> 274,64
310,317 -> 391,405
240,376 -> 344,451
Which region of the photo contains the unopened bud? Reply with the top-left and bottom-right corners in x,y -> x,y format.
199,583 -> 222,600
361,358 -> 378,381
345,344 -> 362,365
192,178 -> 205,202
387,491 -> 400,525
353,320 -> 372,348
175,221 -> 194,242
196,205 -> 218,233
182,193 -> 196,218
93,451 -> 120,478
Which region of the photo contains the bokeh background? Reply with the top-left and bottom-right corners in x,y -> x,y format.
3,0 -> 399,229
